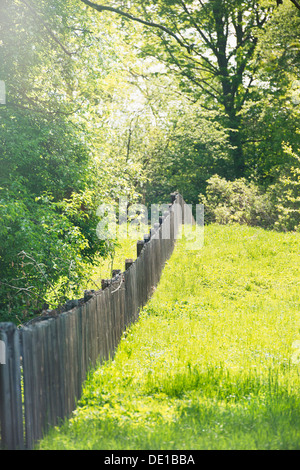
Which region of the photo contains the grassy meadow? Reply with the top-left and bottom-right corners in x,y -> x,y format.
38,224 -> 300,450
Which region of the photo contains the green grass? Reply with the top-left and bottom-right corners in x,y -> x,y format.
38,224 -> 300,450
81,224 -> 145,293
85,234 -> 138,290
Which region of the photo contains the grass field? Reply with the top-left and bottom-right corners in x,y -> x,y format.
38,224 -> 300,450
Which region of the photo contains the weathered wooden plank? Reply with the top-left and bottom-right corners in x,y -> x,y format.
89,296 -> 97,368
83,302 -> 89,375
92,297 -> 97,364
21,326 -> 34,449
137,240 -> 144,257
148,237 -> 155,302
110,285 -> 117,358
29,324 -> 40,443
0,323 -> 23,450
30,324 -> 41,443
119,283 -> 125,340
99,292 -> 108,362
104,288 -> 112,360
136,243 -> 145,308
69,309 -> 78,415
80,304 -> 87,384
96,293 -> 105,363
98,293 -> 106,362
87,300 -> 93,368
116,286 -> 123,344
111,288 -> 117,353
68,312 -> 76,414
117,289 -> 122,342
141,244 -> 148,306
44,320 -> 52,428
42,321 -> 51,434
75,306 -> 83,397
65,316 -> 72,413
73,309 -> 80,408
123,268 -> 131,329
131,260 -> 139,322
109,283 -> 117,357
124,261 -> 137,326
92,296 -> 98,365
60,313 -> 69,420
38,322 -> 49,440
94,295 -> 101,365
56,314 -> 66,422
49,317 -> 60,426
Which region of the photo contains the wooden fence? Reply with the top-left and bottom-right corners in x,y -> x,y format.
0,193 -> 193,450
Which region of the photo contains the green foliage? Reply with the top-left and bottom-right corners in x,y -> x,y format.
0,186 -> 112,323
142,103 -> 232,206
199,175 -> 276,228
0,0 -> 140,322
38,225 -> 300,450
0,108 -> 90,200
271,145 -> 300,231
198,157 -> 300,232
82,0 -> 275,178
79,0 -> 300,190
242,0 -> 300,183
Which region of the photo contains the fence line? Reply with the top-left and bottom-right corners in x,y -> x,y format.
0,323 -> 23,449
0,193 -> 194,450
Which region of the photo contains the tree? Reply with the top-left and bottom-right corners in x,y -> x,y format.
85,33 -> 233,206
79,0 -> 276,178
0,0 -> 121,322
240,0 -> 300,184
289,0 -> 300,10
0,0 -> 94,199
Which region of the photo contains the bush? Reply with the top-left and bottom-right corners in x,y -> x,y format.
0,186 -> 114,324
199,175 -> 277,228
270,145 -> 300,232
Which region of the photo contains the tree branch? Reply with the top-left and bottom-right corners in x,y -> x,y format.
80,0 -> 192,51
161,39 -> 220,101
21,0 -> 74,57
0,281 -> 35,297
179,0 -> 218,56
290,0 -> 300,10
10,98 -> 80,117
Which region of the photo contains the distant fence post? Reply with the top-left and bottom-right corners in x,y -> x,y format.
125,259 -> 134,271
137,240 -> 145,257
0,323 -> 24,449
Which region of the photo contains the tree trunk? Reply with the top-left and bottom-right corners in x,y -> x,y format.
228,124 -> 245,178
212,4 -> 245,178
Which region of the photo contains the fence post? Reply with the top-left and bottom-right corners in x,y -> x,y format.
125,259 -> 133,271
0,323 -> 24,449
101,279 -> 110,290
137,240 -> 145,257
170,192 -> 177,204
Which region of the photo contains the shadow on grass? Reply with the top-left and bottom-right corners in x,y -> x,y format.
40,367 -> 300,450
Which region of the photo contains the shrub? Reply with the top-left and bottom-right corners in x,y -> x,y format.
199,175 -> 276,228
271,145 -> 300,232
0,186 -> 114,324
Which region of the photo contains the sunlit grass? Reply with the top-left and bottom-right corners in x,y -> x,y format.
38,224 -> 300,450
